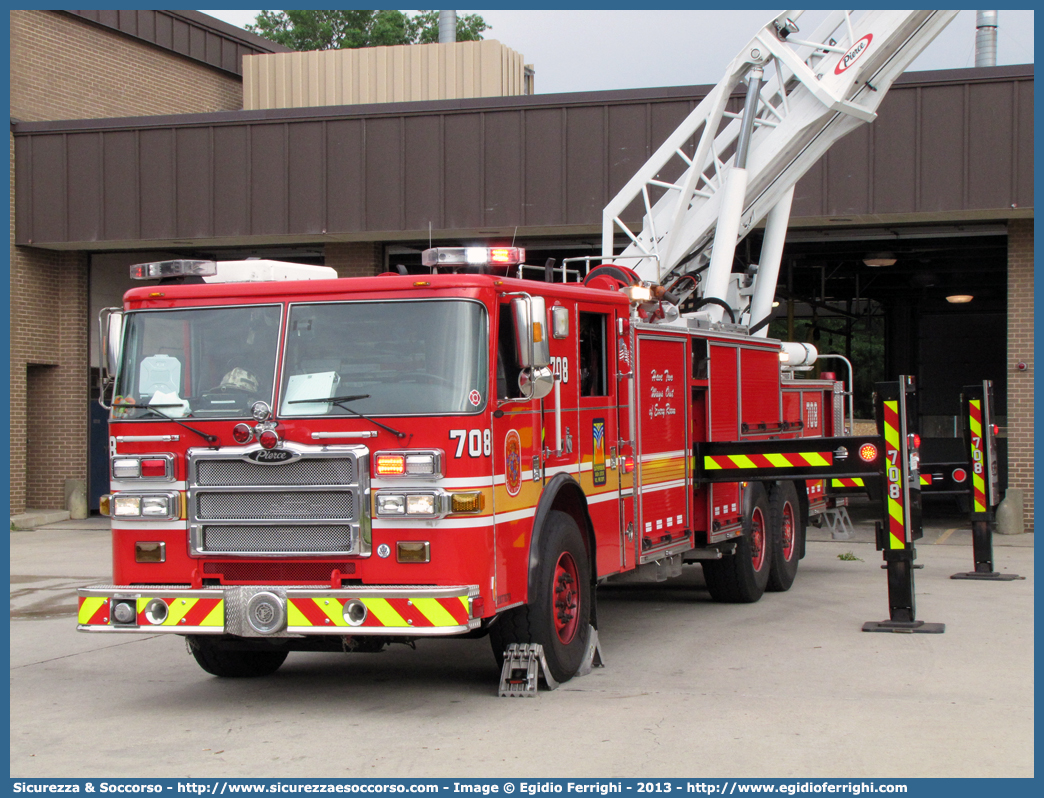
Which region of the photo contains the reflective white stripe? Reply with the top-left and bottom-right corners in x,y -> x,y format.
111,481 -> 186,491
585,490 -> 621,505
492,507 -> 538,524
493,470 -> 535,485
544,463 -> 580,477
111,521 -> 187,530
372,475 -> 495,489
639,450 -> 687,463
426,516 -> 497,529
639,478 -> 687,494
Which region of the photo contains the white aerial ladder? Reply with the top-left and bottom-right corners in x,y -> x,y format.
601,10 -> 957,334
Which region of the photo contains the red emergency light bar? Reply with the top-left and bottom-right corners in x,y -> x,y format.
421,247 -> 525,268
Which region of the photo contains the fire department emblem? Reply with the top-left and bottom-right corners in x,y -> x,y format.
469,389 -> 482,407
505,429 -> 522,497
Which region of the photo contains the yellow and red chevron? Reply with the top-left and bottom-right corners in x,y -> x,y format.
831,477 -> 865,488
704,451 -> 832,470
287,595 -> 469,630
883,400 -> 905,549
77,595 -> 223,628
968,399 -> 987,512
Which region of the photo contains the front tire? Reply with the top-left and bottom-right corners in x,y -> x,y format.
490,510 -> 592,683
701,483 -> 771,603
767,481 -> 802,592
187,637 -> 288,678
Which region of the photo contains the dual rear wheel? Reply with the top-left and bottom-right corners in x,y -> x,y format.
702,481 -> 804,603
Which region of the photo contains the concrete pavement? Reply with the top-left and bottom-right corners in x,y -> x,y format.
9,509 -> 1033,778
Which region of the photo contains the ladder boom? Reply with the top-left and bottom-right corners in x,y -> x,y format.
601,10 -> 958,324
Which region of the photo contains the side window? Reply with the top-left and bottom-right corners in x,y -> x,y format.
578,312 -> 608,397
497,304 -> 523,400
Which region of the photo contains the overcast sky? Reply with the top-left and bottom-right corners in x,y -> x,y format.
200,9 -> 1034,95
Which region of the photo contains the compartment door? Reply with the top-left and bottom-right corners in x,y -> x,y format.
634,335 -> 690,561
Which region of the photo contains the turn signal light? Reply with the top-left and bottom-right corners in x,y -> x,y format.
232,424 -> 253,444
859,443 -> 878,463
375,454 -> 406,476
450,491 -> 485,514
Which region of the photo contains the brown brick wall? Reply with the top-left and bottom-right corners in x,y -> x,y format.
9,10 -> 246,514
325,243 -> 384,278
10,10 -> 243,122
1006,218 -> 1034,533
11,249 -> 89,511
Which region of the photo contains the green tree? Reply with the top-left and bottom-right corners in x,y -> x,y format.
247,10 -> 490,51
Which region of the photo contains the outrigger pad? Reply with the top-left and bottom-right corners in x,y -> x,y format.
862,620 -> 945,634
498,643 -> 558,697
951,571 -> 1023,581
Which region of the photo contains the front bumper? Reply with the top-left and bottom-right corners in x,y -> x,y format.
77,584 -> 481,637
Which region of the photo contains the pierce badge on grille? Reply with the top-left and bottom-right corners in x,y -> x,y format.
247,449 -> 299,464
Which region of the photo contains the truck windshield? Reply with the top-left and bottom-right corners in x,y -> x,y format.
280,300 -> 488,416
113,305 -> 282,419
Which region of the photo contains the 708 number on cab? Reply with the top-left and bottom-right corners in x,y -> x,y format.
450,429 -> 492,458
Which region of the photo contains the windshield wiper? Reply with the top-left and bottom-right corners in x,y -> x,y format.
289,394 -> 406,439
139,404 -> 220,445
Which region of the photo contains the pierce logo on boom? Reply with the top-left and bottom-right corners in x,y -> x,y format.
835,33 -> 873,75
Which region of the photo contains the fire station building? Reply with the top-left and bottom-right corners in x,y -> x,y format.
9,11 -> 1034,531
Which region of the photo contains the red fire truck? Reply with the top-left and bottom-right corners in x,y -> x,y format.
78,11 -> 957,686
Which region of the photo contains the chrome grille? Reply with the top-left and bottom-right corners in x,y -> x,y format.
197,491 -> 354,520
196,458 -> 354,486
202,525 -> 354,554
188,447 -> 368,557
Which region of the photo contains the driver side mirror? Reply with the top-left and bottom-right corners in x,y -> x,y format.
511,296 -> 550,369
511,296 -> 553,401
99,308 -> 124,379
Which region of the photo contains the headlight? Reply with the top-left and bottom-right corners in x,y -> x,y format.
114,496 -> 142,517
141,496 -> 171,516
111,493 -> 179,520
377,494 -> 406,515
374,491 -> 442,518
406,494 -> 436,515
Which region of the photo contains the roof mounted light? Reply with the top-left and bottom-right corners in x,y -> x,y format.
421,247 -> 525,268
130,260 -> 217,280
625,284 -> 652,303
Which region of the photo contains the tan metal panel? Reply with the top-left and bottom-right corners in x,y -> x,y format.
243,40 -> 527,110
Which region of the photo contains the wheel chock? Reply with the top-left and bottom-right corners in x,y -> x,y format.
498,643 -> 558,697
576,625 -> 605,677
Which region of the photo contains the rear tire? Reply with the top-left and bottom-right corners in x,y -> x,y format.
702,484 -> 771,603
490,510 -> 592,683
767,481 -> 802,592
187,637 -> 288,678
